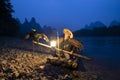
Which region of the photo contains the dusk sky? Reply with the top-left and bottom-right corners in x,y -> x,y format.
11,0 -> 120,31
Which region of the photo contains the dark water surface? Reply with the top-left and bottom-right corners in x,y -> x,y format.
77,37 -> 120,70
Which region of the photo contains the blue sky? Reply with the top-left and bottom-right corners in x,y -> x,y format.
11,0 -> 120,31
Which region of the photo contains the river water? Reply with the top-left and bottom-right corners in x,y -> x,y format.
76,37 -> 120,70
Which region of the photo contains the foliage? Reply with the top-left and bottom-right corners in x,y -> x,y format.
0,0 -> 19,36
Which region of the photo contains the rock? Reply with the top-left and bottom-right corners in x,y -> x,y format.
1,60 -> 7,65
0,78 -> 5,80
64,74 -> 72,80
13,71 -> 19,78
39,65 -> 45,70
4,68 -> 13,73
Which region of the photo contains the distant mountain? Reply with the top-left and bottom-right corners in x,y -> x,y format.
17,17 -> 58,38
84,21 -> 106,30
109,20 -> 120,27
73,20 -> 120,37
18,17 -> 43,37
29,17 -> 42,32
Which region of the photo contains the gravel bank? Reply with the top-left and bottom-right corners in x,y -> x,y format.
0,36 -> 118,80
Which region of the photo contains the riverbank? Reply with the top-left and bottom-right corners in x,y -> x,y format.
0,36 -> 119,80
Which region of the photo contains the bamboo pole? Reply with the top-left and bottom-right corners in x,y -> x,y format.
33,41 -> 92,61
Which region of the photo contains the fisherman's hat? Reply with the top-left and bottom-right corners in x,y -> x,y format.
63,28 -> 73,38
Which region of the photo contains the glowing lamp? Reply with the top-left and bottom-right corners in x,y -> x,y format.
50,41 -> 56,47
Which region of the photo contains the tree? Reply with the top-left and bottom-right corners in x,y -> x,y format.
0,0 -> 19,36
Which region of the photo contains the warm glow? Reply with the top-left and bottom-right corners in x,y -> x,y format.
50,41 -> 56,47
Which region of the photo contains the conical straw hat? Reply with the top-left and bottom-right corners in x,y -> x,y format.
63,28 -> 73,38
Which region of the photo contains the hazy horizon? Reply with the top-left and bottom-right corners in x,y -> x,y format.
11,0 -> 120,31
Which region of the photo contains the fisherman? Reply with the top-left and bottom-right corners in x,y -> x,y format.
47,28 -> 86,71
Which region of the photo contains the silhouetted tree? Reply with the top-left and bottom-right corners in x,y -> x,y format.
0,0 -> 19,36
73,29 -> 92,37
92,27 -> 107,36
108,21 -> 120,36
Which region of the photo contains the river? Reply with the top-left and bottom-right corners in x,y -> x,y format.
76,37 -> 120,70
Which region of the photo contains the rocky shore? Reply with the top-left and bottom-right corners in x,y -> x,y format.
0,36 -> 119,80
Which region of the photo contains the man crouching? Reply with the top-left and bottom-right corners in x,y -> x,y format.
47,28 -> 85,71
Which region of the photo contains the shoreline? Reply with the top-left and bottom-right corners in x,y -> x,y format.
0,36 -> 119,80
